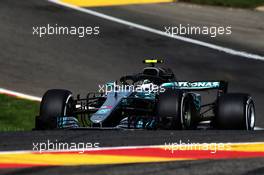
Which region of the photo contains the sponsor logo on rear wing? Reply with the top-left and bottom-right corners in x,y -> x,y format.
162,81 -> 228,90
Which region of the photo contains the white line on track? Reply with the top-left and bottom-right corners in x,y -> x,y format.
0,88 -> 41,102
48,0 -> 264,61
254,127 -> 264,130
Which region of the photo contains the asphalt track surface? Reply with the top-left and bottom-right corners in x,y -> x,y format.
0,0 -> 264,174
1,130 -> 264,174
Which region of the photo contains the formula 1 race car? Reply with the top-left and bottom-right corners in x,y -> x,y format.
35,60 -> 256,130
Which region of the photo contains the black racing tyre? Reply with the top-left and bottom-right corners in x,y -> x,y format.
215,93 -> 256,130
35,89 -> 74,130
181,93 -> 199,130
156,89 -> 183,129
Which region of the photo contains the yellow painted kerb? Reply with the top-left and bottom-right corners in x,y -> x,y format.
0,153 -> 190,166
60,0 -> 173,7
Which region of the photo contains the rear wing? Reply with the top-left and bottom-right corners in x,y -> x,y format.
161,81 -> 228,92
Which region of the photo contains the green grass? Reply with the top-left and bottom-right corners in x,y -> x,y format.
0,94 -> 39,131
179,0 -> 264,8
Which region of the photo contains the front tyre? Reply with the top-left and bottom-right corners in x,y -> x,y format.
216,93 -> 256,130
156,89 -> 183,129
35,89 -> 74,130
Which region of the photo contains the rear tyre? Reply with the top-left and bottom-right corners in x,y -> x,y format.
216,93 -> 255,130
181,93 -> 199,130
35,89 -> 74,130
156,89 -> 183,129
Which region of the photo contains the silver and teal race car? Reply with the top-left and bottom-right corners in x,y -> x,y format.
35,60 -> 256,130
